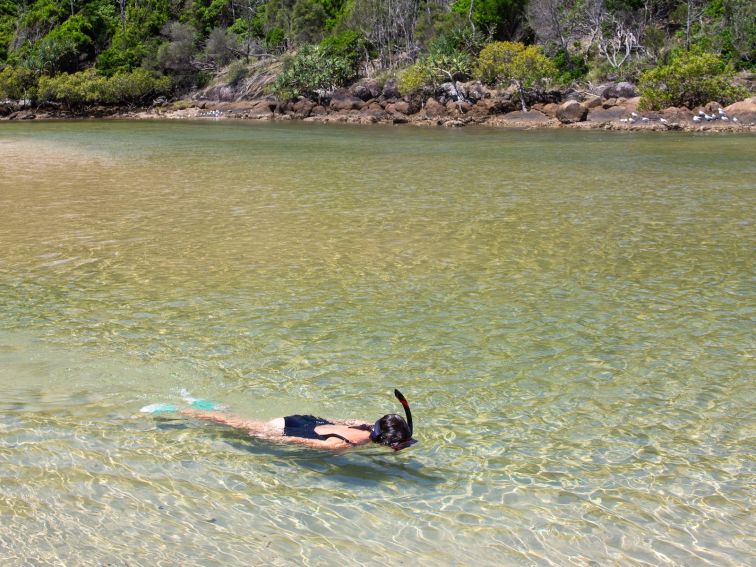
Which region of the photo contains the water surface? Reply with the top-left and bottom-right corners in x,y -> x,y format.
0,121 -> 754,566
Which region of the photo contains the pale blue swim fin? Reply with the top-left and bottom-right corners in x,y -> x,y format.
140,403 -> 179,414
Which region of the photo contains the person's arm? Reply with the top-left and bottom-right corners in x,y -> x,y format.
278,435 -> 353,450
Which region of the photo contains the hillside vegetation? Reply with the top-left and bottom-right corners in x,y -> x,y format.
0,1 -> 753,110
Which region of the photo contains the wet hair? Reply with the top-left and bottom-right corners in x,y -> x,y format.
370,414 -> 411,447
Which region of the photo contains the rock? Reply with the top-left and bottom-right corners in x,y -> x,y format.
704,101 -> 722,113
424,98 -> 446,117
623,96 -> 641,113
601,82 -> 637,99
583,95 -> 602,109
461,81 -> 486,102
292,98 -> 315,117
310,105 -> 327,115
540,103 -> 560,118
350,79 -> 381,101
602,97 -> 618,108
328,89 -> 363,111
0,105 -> 11,117
382,79 -> 401,99
391,100 -> 416,115
724,97 -> 756,123
445,100 -> 471,113
556,100 -> 588,123
587,107 -> 629,123
497,110 -> 551,124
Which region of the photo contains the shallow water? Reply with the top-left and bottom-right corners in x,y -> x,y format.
0,121 -> 754,566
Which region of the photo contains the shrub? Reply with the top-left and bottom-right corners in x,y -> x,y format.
319,30 -> 365,70
0,65 -> 38,101
475,41 -> 555,110
37,68 -> 106,109
398,50 -> 472,95
399,62 -> 433,95
37,68 -> 171,109
102,68 -> 171,105
639,50 -> 749,110
271,44 -> 353,100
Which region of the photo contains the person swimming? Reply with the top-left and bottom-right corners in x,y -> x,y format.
143,389 -> 416,451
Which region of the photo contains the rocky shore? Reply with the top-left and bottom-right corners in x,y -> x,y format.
3,78 -> 755,132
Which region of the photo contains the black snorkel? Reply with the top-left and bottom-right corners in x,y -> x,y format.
370,389 -> 416,451
393,388 -> 413,437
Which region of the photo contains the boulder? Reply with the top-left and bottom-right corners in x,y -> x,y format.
424,97 -> 446,117
460,81 -> 486,102
292,98 -> 315,117
498,110 -> 551,124
583,95 -> 602,109
310,105 -> 328,115
556,100 -> 588,123
601,82 -> 637,99
392,100 -> 420,115
724,96 -> 756,123
587,107 -> 628,123
382,79 -> 401,99
540,103 -> 560,118
350,79 -> 382,101
329,91 -> 364,111
445,100 -> 471,113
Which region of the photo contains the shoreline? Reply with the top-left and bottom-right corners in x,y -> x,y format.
4,97 -> 755,133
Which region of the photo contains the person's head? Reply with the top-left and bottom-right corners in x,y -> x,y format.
370,413 -> 413,450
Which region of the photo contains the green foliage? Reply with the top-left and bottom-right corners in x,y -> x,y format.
639,49 -> 749,110
451,0 -> 527,39
225,59 -> 249,87
37,67 -> 171,108
475,41 -> 555,88
398,50 -> 472,95
271,43 -> 352,100
0,65 -> 38,100
551,49 -> 588,85
319,29 -> 365,68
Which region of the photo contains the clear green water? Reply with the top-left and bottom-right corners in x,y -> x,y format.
0,121 -> 753,566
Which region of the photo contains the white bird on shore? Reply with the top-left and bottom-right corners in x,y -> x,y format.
620,118 -> 629,123
660,118 -> 669,124
705,114 -> 715,121
732,117 -> 739,123
698,110 -> 706,116
641,117 -> 650,122
718,108 -> 726,115
721,116 -> 729,121
692,115 -> 702,122
631,112 -> 639,117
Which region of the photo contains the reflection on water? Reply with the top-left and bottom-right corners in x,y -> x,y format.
0,121 -> 754,565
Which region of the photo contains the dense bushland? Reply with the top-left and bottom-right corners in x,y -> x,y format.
0,1 -> 752,109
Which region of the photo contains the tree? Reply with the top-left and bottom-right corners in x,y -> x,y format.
638,48 -> 748,109
475,40 -> 556,110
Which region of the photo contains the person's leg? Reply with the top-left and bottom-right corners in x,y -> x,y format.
181,408 -> 284,439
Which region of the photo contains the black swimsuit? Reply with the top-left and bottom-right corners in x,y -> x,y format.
283,415 -> 345,442
282,415 -> 372,444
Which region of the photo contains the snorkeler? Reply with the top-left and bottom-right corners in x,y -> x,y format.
142,389 -> 416,451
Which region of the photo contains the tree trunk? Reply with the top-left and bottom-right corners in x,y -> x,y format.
516,81 -> 527,112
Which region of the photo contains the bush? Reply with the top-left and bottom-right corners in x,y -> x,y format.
398,50 -> 472,95
37,68 -> 171,109
639,50 -> 749,110
0,65 -> 38,101
551,50 -> 588,85
475,41 -> 555,109
319,30 -> 365,70
271,44 -> 353,100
